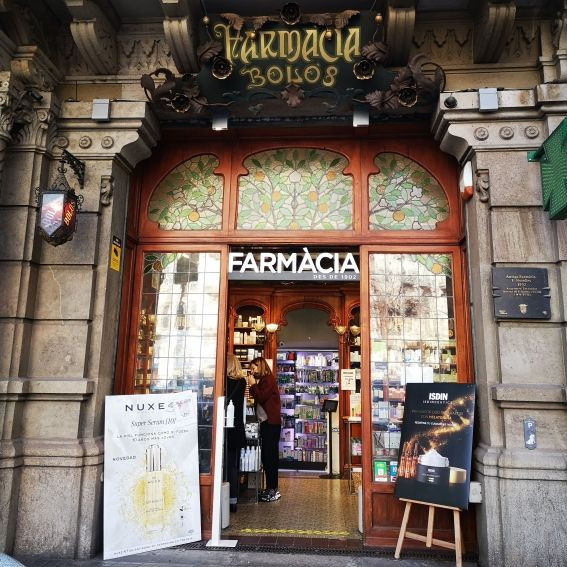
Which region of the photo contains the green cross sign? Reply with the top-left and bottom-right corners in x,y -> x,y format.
528,118 -> 567,220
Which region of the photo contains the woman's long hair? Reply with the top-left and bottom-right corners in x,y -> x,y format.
250,357 -> 273,379
226,352 -> 243,380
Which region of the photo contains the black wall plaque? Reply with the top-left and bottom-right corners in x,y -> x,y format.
492,267 -> 551,319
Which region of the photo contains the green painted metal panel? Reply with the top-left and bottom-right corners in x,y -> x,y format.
528,118 -> 567,220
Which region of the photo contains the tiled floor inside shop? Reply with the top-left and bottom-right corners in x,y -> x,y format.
224,474 -> 362,549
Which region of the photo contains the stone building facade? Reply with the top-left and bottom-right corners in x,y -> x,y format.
0,1 -> 566,566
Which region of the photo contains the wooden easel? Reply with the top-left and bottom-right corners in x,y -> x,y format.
394,498 -> 463,567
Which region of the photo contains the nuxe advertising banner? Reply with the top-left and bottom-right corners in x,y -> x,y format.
394,384 -> 475,510
103,391 -> 201,559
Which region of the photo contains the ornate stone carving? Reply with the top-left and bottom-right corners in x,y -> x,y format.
79,135 -> 92,149
385,1 -> 416,66
11,46 -> 62,91
525,125 -> 540,139
502,24 -> 539,61
412,27 -> 472,64
162,17 -> 200,74
473,1 -> 516,64
158,0 -> 200,74
13,106 -> 57,148
475,169 -> 490,203
474,127 -> 489,141
100,174 -> 113,206
118,37 -> 173,74
101,136 -> 114,149
66,0 -> 119,75
55,136 -> 69,148
499,126 -> 514,140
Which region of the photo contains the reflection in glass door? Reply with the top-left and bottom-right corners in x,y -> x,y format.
133,251 -> 221,473
368,253 -> 458,484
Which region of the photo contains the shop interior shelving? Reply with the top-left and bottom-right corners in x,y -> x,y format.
277,350 -> 339,472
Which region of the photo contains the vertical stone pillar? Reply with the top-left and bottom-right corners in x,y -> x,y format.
0,100 -> 159,558
433,88 -> 567,567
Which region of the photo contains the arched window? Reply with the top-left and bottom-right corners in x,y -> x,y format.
368,153 -> 449,230
148,154 -> 223,230
237,148 -> 352,230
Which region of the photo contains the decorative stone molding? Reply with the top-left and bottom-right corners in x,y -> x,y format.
159,0 -> 200,74
473,0 -> 517,64
412,26 -> 471,65
101,135 -> 114,149
13,105 -> 58,149
474,126 -> 489,141
10,46 -> 62,91
475,169 -> 490,203
385,1 -> 416,66
499,126 -> 514,140
79,135 -> 92,149
525,125 -> 539,139
100,174 -> 113,206
66,0 -> 119,75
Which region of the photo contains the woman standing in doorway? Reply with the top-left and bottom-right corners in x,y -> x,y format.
247,357 -> 281,502
225,353 -> 246,513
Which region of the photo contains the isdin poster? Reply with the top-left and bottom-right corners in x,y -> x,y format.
104,391 -> 201,559
394,384 -> 475,510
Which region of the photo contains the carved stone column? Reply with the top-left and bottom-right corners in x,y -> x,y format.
0,100 -> 159,558
432,87 -> 567,567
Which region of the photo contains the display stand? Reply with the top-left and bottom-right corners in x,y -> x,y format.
394,498 -> 463,567
319,399 -> 339,479
343,415 -> 361,492
207,396 -> 238,548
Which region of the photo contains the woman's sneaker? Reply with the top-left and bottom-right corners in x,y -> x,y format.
260,489 -> 281,502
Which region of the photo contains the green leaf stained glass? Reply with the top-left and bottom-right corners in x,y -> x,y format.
148,155 -> 223,230
237,148 -> 352,230
369,153 -> 449,230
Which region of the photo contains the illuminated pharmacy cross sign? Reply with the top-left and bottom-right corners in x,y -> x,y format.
228,248 -> 359,281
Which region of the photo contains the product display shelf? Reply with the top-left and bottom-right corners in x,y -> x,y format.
232,308 -> 266,369
277,350 -> 339,471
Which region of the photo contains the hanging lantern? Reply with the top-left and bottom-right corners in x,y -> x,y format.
36,150 -> 84,246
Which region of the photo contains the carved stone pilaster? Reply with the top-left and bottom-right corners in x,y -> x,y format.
159,0 -> 200,74
13,104 -> 59,150
475,169 -> 490,203
385,1 -> 416,66
66,0 -> 119,75
474,0 -> 516,63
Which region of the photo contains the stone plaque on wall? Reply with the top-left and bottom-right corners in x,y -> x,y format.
492,267 -> 551,319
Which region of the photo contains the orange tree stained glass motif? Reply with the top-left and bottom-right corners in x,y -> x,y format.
369,153 -> 449,230
237,148 -> 353,230
148,155 -> 223,230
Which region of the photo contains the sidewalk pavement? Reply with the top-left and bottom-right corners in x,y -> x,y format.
9,547 -> 478,567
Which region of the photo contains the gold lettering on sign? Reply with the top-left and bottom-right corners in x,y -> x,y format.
213,23 -> 361,89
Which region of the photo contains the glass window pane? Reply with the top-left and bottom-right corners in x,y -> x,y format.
135,251 -> 221,474
369,253 -> 457,483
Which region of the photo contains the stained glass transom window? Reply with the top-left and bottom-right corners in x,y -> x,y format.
368,253 -> 457,483
148,155 -> 223,230
136,252 -> 221,473
237,148 -> 353,230
368,153 -> 449,231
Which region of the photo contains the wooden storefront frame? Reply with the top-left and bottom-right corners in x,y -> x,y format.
114,124 -> 473,546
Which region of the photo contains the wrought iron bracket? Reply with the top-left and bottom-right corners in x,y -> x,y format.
62,149 -> 85,190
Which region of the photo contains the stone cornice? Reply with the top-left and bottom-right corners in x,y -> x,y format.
431,86 -> 567,161
56,101 -> 160,172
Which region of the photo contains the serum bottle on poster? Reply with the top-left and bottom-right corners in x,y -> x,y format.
144,444 -> 165,533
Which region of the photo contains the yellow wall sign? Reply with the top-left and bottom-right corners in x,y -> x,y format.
110,236 -> 122,272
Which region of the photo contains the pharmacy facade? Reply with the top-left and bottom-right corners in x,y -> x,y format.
0,1 -> 567,566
